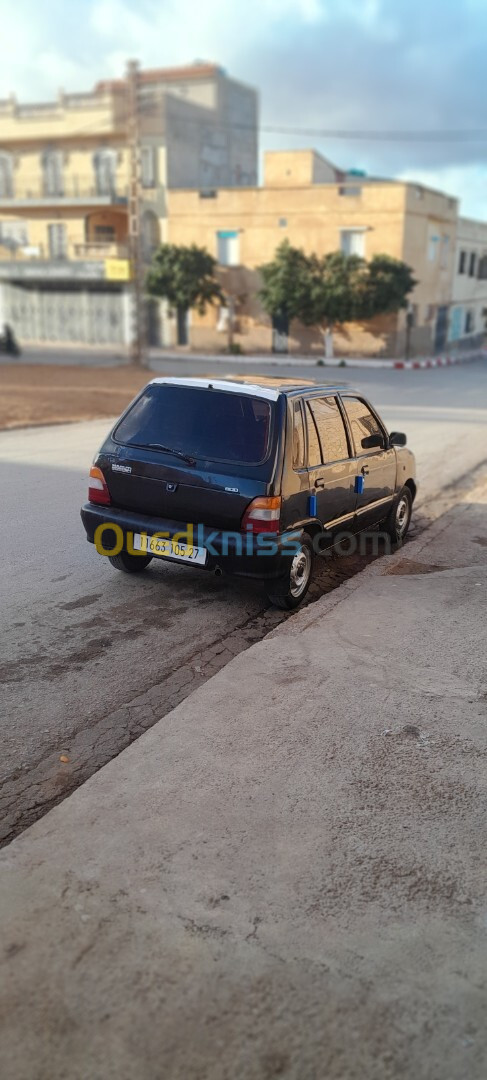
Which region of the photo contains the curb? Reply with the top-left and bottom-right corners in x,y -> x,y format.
323,349 -> 486,371
393,351 -> 484,370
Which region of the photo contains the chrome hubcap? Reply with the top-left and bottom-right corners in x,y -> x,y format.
289,546 -> 312,598
396,496 -> 409,536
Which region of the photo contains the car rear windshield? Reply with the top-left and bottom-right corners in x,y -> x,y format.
114,384 -> 274,466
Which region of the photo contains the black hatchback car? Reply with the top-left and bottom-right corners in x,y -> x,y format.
81,376 -> 416,609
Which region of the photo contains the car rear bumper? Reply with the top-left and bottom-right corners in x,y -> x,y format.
80,503 -> 296,580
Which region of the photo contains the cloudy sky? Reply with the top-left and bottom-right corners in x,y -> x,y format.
2,0 -> 486,217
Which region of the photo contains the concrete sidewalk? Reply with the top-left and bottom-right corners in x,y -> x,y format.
1,482 -> 486,1080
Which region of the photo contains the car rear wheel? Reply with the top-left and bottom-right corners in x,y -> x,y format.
108,552 -> 153,573
265,534 -> 313,610
384,486 -> 413,545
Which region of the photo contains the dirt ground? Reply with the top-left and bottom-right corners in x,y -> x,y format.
0,364 -> 150,430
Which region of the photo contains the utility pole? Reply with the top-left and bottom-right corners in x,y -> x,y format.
127,59 -> 144,366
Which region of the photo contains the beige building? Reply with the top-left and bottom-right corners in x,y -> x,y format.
449,217 -> 487,347
166,150 -> 461,357
0,63 -> 258,345
1,63 -> 485,358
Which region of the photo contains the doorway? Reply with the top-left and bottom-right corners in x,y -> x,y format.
434,305 -> 449,353
272,311 -> 289,353
176,307 -> 189,346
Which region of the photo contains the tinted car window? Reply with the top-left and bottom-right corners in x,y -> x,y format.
305,402 -> 322,466
292,400 -> 305,468
342,397 -> 383,455
308,397 -> 349,462
115,384 -> 273,465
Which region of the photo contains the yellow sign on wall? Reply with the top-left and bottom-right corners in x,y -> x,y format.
105,258 -> 132,282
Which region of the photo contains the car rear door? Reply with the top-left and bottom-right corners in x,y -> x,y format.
279,398 -> 313,532
340,394 -> 396,529
304,395 -> 356,537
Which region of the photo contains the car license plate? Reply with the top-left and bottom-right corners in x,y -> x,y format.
133,532 -> 207,566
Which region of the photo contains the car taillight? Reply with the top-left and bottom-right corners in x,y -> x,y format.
241,496 -> 281,534
88,466 -> 111,506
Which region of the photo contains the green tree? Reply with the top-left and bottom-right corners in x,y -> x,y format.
362,254 -> 417,317
259,241 -> 416,354
306,250 -> 372,328
259,240 -> 316,325
146,243 -> 223,342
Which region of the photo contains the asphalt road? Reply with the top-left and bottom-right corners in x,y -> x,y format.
1,359 -> 486,845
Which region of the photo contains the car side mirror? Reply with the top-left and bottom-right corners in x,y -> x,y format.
389,431 -> 407,447
361,433 -> 384,449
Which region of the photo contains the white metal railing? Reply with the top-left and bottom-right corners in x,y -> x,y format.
0,241 -> 129,262
0,179 -> 128,200
72,242 -> 129,258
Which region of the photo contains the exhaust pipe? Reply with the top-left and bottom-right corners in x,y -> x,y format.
214,566 -> 223,577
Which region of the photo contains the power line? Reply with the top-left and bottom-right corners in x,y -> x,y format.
259,125 -> 487,142
2,104 -> 487,145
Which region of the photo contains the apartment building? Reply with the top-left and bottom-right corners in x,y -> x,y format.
166,150 -> 459,357
0,63 -> 258,345
450,217 -> 487,347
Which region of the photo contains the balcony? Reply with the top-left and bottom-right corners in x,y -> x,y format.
72,242 -> 129,259
0,179 -> 128,209
0,241 -> 131,283
0,241 -> 129,261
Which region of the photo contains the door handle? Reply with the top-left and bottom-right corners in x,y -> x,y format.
314,477 -> 325,489
361,465 -> 369,476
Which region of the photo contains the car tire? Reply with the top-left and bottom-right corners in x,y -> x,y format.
265,534 -> 314,610
108,552 -> 153,573
384,486 -> 413,545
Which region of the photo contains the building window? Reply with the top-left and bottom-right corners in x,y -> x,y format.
477,255 -> 487,280
465,309 -> 475,334
42,150 -> 64,197
428,233 -> 439,262
440,235 -> 450,270
469,252 -> 477,277
458,250 -> 467,274
141,210 -> 160,260
0,220 -> 28,249
340,229 -> 365,257
93,149 -> 116,197
141,146 -> 157,189
278,218 -> 287,228
94,225 -> 116,243
217,230 -> 240,266
48,223 -> 67,259
0,152 -> 13,197
339,185 -> 362,197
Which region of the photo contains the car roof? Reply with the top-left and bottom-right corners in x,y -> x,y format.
149,376 -> 356,401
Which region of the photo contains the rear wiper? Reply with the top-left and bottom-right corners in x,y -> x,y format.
147,443 -> 196,466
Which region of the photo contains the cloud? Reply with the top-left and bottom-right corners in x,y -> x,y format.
1,0 -> 486,218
